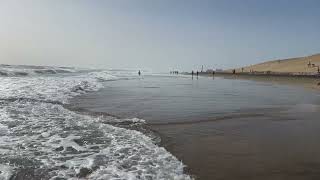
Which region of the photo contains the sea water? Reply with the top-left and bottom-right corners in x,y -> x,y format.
67,72 -> 320,180
0,65 -> 192,180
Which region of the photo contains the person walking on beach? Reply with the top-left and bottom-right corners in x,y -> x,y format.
196,71 -> 199,79
138,70 -> 141,76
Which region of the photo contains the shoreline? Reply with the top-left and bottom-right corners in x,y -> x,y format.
67,74 -> 320,180
183,72 -> 320,90
184,71 -> 320,78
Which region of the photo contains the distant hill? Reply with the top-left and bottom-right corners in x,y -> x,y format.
229,53 -> 320,75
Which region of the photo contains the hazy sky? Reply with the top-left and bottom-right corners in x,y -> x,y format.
1,0 -> 320,72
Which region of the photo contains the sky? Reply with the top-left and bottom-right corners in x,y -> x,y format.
0,0 -> 320,72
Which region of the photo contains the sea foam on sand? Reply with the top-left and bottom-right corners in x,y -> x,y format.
0,65 -> 192,180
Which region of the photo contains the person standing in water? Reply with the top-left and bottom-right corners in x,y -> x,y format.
138,70 -> 141,76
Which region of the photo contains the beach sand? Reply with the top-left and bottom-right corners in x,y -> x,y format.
186,53 -> 320,90
229,53 -> 320,74
151,113 -> 320,180
69,75 -> 320,180
213,73 -> 320,91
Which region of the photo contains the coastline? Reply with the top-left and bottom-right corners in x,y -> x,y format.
184,72 -> 320,90
66,74 -> 320,180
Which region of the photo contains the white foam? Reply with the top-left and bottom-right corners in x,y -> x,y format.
99,117 -> 146,124
0,164 -> 13,180
88,71 -> 118,81
0,75 -> 101,104
0,65 -> 76,77
0,66 -> 192,179
0,124 -> 8,136
0,102 -> 191,179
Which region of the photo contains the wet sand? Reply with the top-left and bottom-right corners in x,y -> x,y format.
214,73 -> 320,90
69,75 -> 320,180
151,113 -> 320,180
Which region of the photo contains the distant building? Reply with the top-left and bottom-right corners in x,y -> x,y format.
216,69 -> 223,72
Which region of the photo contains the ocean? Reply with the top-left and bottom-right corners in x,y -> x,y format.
0,65 -> 191,180
1,64 -> 320,180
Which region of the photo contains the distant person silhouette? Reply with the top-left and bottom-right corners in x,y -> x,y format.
196,71 -> 199,79
138,70 -> 141,76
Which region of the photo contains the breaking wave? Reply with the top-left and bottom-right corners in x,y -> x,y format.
0,64 -> 76,77
0,65 -> 192,180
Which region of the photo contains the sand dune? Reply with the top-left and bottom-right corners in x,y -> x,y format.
231,53 -> 320,75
